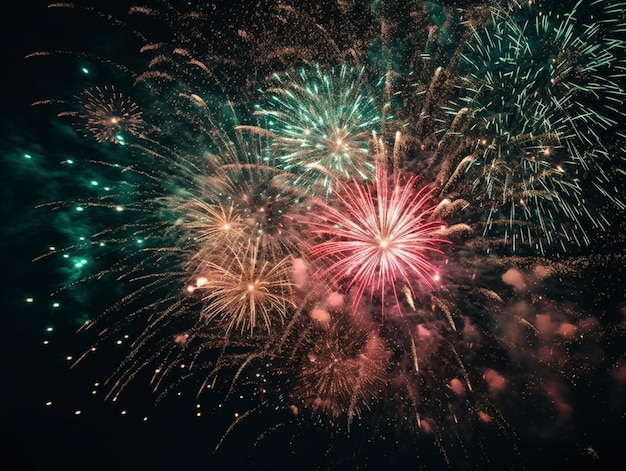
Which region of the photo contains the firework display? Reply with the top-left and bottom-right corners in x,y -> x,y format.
13,0 -> 626,469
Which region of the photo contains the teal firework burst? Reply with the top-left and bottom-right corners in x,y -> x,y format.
443,1 -> 626,253
254,64 -> 385,197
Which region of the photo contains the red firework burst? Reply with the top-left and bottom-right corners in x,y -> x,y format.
308,165 -> 449,315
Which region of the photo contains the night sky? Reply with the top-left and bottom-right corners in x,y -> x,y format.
2,1 -> 626,470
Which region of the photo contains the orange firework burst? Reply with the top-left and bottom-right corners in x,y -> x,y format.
190,238 -> 296,335
70,85 -> 144,143
292,316 -> 390,425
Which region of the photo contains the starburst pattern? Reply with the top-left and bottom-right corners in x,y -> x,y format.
308,164 -> 449,314
254,64 -> 384,196
192,238 -> 297,335
292,316 -> 390,425
197,142 -> 310,260
68,85 -> 144,143
176,199 -> 246,253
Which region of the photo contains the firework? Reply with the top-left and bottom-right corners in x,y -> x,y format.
194,134 -> 311,261
307,164 -> 448,315
254,64 -> 384,197
174,199 -> 246,252
191,238 -> 297,335
63,86 -> 144,144
291,315 -> 390,426
440,2 -> 626,252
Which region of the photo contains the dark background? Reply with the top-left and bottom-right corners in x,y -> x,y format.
1,1 -> 625,470
0,2 -> 245,470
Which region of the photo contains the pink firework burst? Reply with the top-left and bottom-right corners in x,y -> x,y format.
308,165 -> 449,315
